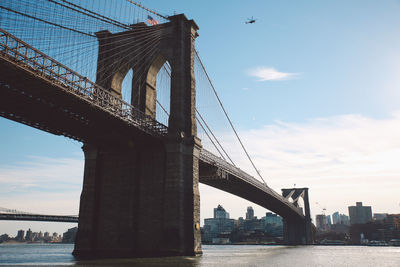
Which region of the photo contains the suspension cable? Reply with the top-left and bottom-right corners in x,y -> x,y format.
195,109 -> 236,166
156,99 -> 227,161
0,5 -> 94,37
125,0 -> 169,20
49,0 -> 130,30
161,64 -> 235,164
195,50 -> 268,186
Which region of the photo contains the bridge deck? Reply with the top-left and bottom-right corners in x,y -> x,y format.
0,28 -> 167,141
200,150 -> 304,220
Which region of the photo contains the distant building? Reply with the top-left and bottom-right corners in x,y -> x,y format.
261,212 -> 283,237
348,202 -> 372,225
316,214 -> 328,231
332,212 -> 340,224
62,227 -> 78,243
202,205 -> 234,243
25,228 -> 33,241
373,213 -> 388,222
32,232 -> 39,241
0,234 -> 9,243
262,212 -> 283,226
330,223 -> 350,234
236,217 -> 245,231
383,214 -> 400,241
214,205 -> 229,219
340,214 -> 350,225
244,218 -> 263,232
385,214 -> 400,230
326,215 -> 332,226
332,212 -> 350,225
16,230 -> 25,241
246,206 -> 254,220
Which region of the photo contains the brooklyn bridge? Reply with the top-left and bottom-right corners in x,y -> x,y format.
0,0 -> 312,258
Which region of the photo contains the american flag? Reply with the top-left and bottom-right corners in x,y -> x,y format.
147,15 -> 159,26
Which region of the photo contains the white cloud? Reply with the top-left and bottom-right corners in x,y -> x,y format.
0,156 -> 83,236
247,66 -> 297,81
3,112 -> 400,230
0,156 -> 83,214
200,112 -> 400,219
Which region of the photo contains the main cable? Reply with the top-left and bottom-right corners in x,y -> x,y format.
194,51 -> 268,186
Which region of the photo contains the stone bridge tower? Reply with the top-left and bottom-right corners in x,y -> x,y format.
73,14 -> 202,258
281,188 -> 313,244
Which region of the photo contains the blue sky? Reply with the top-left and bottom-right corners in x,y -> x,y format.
1,0 -> 400,235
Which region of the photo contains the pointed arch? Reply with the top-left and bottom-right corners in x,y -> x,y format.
109,65 -> 131,98
141,53 -> 167,119
121,69 -> 133,104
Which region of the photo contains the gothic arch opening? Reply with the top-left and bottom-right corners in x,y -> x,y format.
155,61 -> 171,126
107,64 -> 131,100
297,196 -> 305,215
121,69 -> 133,104
146,53 -> 171,126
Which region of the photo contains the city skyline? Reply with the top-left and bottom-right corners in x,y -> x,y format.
1,0 -> 400,235
0,199 -> 394,237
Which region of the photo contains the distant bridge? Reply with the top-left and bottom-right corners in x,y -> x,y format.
0,213 -> 78,223
0,207 -> 78,223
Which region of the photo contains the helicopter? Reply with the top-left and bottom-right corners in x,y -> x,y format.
245,17 -> 257,24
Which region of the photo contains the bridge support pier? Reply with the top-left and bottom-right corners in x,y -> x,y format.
73,14 -> 202,259
73,141 -> 165,258
162,136 -> 202,256
73,136 -> 202,258
282,188 -> 313,245
283,219 -> 311,245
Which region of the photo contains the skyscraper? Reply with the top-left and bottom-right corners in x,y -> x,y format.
332,212 -> 340,224
16,230 -> 25,241
214,204 -> 229,219
316,215 -> 328,231
203,205 -> 235,243
246,206 -> 254,220
25,228 -> 32,241
326,215 -> 332,226
340,214 -> 350,225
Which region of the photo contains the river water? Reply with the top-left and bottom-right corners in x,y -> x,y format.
1,243 -> 400,266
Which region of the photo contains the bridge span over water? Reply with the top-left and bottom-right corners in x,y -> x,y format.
0,0 -> 312,258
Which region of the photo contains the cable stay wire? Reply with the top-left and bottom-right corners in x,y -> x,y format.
53,0 -> 131,29
195,109 -> 235,166
1,0 -> 265,183
1,0 -> 167,41
161,64 -> 235,165
155,97 -> 228,162
0,5 -> 95,37
194,50 -> 268,186
1,3 -> 168,95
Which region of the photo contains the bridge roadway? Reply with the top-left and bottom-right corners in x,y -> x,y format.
0,28 -> 304,222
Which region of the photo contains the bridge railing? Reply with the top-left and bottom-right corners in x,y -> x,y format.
200,149 -> 303,215
0,28 -> 168,137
